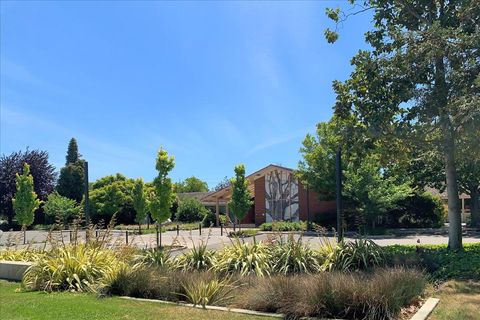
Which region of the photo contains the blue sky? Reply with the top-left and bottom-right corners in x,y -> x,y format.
1,1 -> 372,188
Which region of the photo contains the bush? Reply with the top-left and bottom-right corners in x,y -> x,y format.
270,235 -> 320,274
236,268 -> 425,320
135,247 -> 172,268
387,192 -> 445,228
176,198 -> 209,222
385,243 -> 480,280
320,239 -> 385,271
179,274 -> 237,308
214,238 -> 271,276
202,211 -> 216,227
259,221 -> 307,232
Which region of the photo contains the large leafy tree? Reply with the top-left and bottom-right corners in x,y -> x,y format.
0,149 -> 56,225
132,178 -> 148,232
13,163 -> 42,235
228,164 -> 253,227
149,148 -> 175,226
326,0 -> 479,249
89,174 -> 135,224
174,176 -> 209,193
57,138 -> 85,202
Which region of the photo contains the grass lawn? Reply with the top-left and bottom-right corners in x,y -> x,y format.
0,280 -> 272,320
429,280 -> 480,320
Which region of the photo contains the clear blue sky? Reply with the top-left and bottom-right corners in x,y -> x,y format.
1,1 -> 372,188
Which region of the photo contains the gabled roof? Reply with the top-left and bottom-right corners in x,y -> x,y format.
201,164 -> 294,203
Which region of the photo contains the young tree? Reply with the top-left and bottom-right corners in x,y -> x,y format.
44,192 -> 81,227
57,138 -> 85,202
133,178 -> 148,233
228,164 -> 253,229
12,163 -> 42,242
0,149 -> 56,225
149,148 -> 175,246
325,1 -> 479,249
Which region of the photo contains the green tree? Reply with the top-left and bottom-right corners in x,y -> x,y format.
149,148 -> 175,226
344,155 -> 413,231
325,0 -> 479,249
89,174 -> 135,225
133,178 -> 148,232
176,197 -> 209,222
13,163 -> 42,241
228,164 -> 252,228
44,192 -> 81,227
57,138 -> 84,202
174,176 -> 209,193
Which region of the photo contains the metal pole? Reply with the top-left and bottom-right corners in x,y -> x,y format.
306,186 -> 310,231
220,223 -> 223,236
336,148 -> 343,241
84,161 -> 90,226
176,224 -> 179,236
199,223 -> 202,236
156,224 -> 160,248
125,230 -> 129,245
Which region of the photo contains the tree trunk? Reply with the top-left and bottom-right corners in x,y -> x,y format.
443,127 -> 462,250
470,188 -> 480,228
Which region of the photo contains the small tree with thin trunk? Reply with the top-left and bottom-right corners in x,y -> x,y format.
149,148 -> 175,247
228,164 -> 252,230
13,163 -> 42,243
133,178 -> 147,233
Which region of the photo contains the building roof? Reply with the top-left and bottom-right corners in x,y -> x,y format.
177,191 -> 217,206
201,164 -> 294,203
424,187 -> 470,200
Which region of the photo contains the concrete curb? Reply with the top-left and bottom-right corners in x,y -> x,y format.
410,298 -> 440,320
0,260 -> 32,281
120,296 -> 284,318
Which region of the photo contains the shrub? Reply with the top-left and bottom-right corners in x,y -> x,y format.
179,274 -> 237,308
387,192 -> 445,228
270,235 -> 320,274
320,239 -> 385,271
237,268 -> 425,320
176,198 -> 209,222
259,221 -> 307,232
135,247 -> 172,268
227,229 -> 258,238
385,243 -> 480,280
22,244 -> 129,292
214,239 -> 271,276
175,242 -> 216,271
202,211 -> 216,227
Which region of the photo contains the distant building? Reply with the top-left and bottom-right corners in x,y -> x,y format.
199,164 -> 336,226
425,187 -> 471,223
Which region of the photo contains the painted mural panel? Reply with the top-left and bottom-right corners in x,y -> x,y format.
265,170 -> 299,222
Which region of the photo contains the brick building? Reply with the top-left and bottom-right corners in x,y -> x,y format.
201,164 -> 336,226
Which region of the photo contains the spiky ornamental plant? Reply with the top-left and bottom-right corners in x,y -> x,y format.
13,163 -> 42,242
149,148 -> 175,246
228,164 -> 253,230
133,178 -> 147,233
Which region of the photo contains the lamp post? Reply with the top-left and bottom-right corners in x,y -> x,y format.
336,148 -> 343,241
84,161 -> 90,226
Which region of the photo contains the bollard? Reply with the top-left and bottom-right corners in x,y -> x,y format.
199,223 -> 202,236
220,223 -> 223,236
69,230 -> 72,242
126,230 -> 129,245
156,225 -> 160,248
95,230 -> 98,238
176,224 -> 179,236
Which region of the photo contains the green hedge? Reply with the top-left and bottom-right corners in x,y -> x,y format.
385,243 -> 480,280
259,221 -> 307,231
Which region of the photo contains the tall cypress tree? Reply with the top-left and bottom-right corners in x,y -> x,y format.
57,138 -> 85,202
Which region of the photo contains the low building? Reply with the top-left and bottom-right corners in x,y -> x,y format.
425,187 -> 471,223
201,164 -> 336,226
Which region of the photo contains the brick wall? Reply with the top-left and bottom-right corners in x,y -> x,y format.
254,176 -> 266,225
298,181 -> 336,221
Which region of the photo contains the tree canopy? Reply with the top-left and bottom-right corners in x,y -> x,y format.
57,138 -> 85,203
149,148 -> 175,225
174,176 -> 209,193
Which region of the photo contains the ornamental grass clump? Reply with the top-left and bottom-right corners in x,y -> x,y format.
179,273 -> 238,308
174,241 -> 216,271
22,243 -> 130,292
270,234 -> 320,274
0,248 -> 45,262
214,238 -> 271,276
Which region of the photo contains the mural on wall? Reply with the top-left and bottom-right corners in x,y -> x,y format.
265,170 -> 299,222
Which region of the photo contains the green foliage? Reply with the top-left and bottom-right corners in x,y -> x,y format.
214,239 -> 271,276
387,192 -> 446,228
89,174 -> 135,224
176,197 -> 209,223
202,210 -> 216,227
65,138 -> 80,165
344,154 -> 413,229
22,244 -> 130,292
149,148 -> 175,225
132,178 -> 147,225
43,192 -> 81,226
259,221 -> 306,232
175,242 -> 216,271
270,235 -> 319,274
13,163 -> 42,228
135,248 -> 171,268
385,243 -> 480,280
227,229 -> 258,238
228,164 -> 252,224
57,139 -> 85,202
174,176 -> 209,193
180,276 -> 236,308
